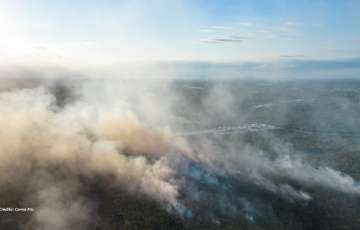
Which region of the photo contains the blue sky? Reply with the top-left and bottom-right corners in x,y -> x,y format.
0,0 -> 359,71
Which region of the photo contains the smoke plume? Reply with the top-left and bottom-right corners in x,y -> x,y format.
1,74 -> 360,229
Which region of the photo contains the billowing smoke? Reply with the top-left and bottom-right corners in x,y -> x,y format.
0,80 -> 191,229
1,74 -> 360,229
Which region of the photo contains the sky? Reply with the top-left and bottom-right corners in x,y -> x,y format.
0,0 -> 359,76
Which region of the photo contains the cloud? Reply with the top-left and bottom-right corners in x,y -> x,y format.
284,21 -> 304,27
279,26 -> 291,32
279,55 -> 305,59
33,45 -> 49,51
238,22 -> 254,27
211,25 -> 233,30
199,24 -> 253,44
201,36 -> 244,44
201,35 -> 252,44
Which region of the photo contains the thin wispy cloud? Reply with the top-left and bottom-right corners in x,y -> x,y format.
285,21 -> 304,27
279,27 -> 291,32
276,21 -> 304,35
33,45 -> 48,51
201,36 -> 244,44
274,21 -> 305,38
279,55 -> 305,59
200,25 -> 246,44
211,26 -> 233,30
238,22 -> 254,27
0,1 -> 357,62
